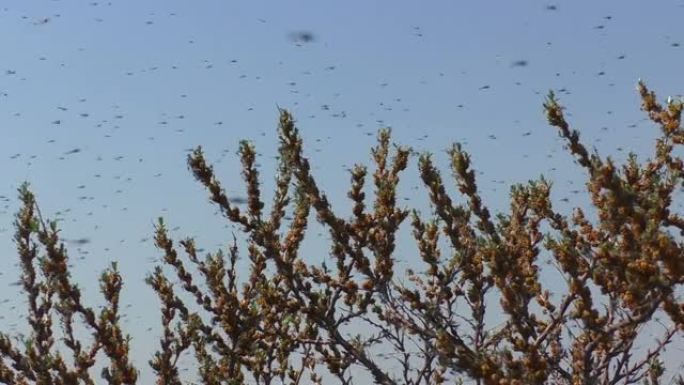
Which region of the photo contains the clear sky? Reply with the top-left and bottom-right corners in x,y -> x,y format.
1,0 -> 684,383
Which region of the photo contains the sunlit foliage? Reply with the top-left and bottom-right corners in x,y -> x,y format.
1,83 -> 683,385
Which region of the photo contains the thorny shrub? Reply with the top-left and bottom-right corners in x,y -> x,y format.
1,82 -> 683,385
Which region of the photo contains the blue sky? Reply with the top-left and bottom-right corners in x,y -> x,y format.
1,0 -> 684,382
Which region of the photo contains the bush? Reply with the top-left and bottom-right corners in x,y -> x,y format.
1,82 -> 683,385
